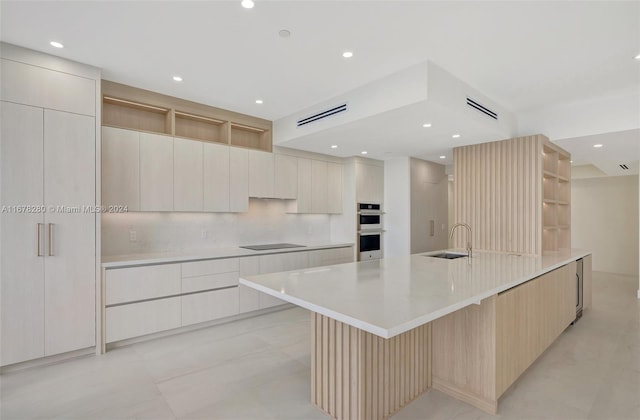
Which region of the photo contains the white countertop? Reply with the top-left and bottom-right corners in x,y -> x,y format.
240,249 -> 591,339
102,242 -> 354,268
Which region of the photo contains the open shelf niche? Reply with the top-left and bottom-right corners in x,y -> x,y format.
541,140 -> 571,253
101,80 -> 272,151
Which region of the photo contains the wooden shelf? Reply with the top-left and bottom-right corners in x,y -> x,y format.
541,139 -> 571,253
103,96 -> 171,135
102,80 -> 272,152
230,122 -> 271,152
175,111 -> 227,144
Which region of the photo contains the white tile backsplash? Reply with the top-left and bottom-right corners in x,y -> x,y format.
101,199 -> 331,256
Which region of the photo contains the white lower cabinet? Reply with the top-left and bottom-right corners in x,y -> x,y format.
106,297 -> 181,343
104,246 -> 352,344
106,264 -> 181,305
182,288 -> 239,327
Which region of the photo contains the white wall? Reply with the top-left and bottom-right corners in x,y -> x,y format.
102,199 -> 331,256
383,157 -> 411,257
571,175 -> 639,276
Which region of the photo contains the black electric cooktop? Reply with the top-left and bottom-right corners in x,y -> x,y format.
239,243 -> 305,251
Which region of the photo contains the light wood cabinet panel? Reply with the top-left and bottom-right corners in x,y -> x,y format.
229,147 -> 249,212
106,264 -> 181,305
308,247 -> 353,267
43,110 -> 96,356
1,59 -> 95,116
583,254 -> 592,310
274,154 -> 298,199
296,157 -> 312,213
101,127 -> 140,210
203,142 -> 230,212
311,160 -> 328,214
181,258 -> 239,278
259,251 -> 308,308
140,132 -> 174,211
173,138 -> 203,211
495,262 -> 576,397
356,163 -> 384,204
106,297 -> 181,342
248,150 -> 274,198
181,288 -> 239,326
0,102 -> 45,366
182,272 -> 238,293
327,162 -> 343,214
239,256 -> 260,313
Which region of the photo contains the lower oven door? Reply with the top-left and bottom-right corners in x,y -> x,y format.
359,231 -> 382,260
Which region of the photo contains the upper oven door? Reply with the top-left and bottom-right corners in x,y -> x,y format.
359,213 -> 381,229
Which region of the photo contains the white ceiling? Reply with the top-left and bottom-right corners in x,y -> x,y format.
1,0 -> 639,167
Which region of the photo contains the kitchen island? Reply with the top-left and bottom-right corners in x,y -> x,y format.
240,249 -> 592,419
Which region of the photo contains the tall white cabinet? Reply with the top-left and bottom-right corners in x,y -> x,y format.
0,44 -> 99,366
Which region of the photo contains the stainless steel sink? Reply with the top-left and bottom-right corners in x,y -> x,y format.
424,252 -> 467,260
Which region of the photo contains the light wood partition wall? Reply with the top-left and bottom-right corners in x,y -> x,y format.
453,134 -> 571,254
311,312 -> 431,420
453,135 -> 544,255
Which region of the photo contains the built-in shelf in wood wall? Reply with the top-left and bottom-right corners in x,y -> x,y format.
453,134 -> 570,255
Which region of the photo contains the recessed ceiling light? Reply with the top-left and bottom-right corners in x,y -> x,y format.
452,134 -> 461,138
439,155 -> 446,159
172,76 -> 183,82
634,53 -> 640,60
342,51 -> 354,58
50,41 -> 64,48
331,145 -> 338,149
241,0 -> 254,9
593,144 -> 603,148
278,29 -> 291,38
361,151 -> 368,155
422,123 -> 432,128
255,99 -> 263,104
570,160 -> 574,163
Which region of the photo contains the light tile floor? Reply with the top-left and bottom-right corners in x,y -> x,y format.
1,271 -> 638,419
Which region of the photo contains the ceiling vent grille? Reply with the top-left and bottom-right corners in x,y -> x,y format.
466,97 -> 498,120
620,164 -> 629,170
297,103 -> 348,127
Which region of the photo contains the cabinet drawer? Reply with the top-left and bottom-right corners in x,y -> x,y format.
106,264 -> 181,305
239,285 -> 260,313
182,271 -> 239,293
181,258 -> 239,278
182,288 -> 239,326
106,297 -> 181,342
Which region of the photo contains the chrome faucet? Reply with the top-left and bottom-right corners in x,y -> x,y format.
449,223 -> 472,258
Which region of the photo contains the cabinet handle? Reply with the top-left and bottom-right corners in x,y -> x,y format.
37,223 -> 44,256
48,223 -> 54,256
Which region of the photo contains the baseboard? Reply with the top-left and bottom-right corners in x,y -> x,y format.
1,347 -> 95,374
432,376 -> 497,415
106,303 -> 294,351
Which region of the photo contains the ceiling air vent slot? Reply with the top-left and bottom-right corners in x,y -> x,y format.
620,164 -> 629,170
297,103 -> 348,127
466,97 -> 498,120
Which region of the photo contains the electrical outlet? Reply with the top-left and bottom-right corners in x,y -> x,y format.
129,230 -> 137,242
201,230 -> 208,239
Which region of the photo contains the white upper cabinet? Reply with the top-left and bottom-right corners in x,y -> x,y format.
311,160 -> 328,214
249,150 -> 275,198
102,127 -> 140,210
229,147 -> 249,212
274,154 -> 297,199
356,162 -> 384,204
204,142 -> 230,212
174,138 -> 203,211
327,162 -> 343,214
296,157 -> 313,213
1,58 -> 95,116
140,132 -> 174,211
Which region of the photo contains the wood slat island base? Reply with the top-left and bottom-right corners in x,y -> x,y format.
311,313 -> 431,420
